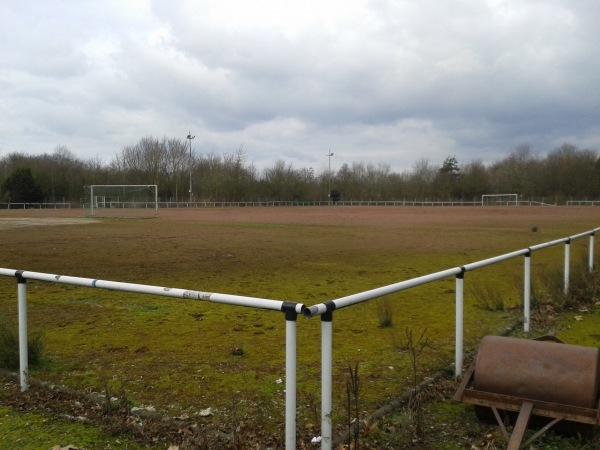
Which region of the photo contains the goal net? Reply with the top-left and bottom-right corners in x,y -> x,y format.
84,185 -> 158,218
481,194 -> 519,206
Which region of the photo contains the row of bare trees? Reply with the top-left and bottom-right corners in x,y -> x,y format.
1,138 -> 599,204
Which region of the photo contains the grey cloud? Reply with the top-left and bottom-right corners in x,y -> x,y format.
1,0 -> 599,172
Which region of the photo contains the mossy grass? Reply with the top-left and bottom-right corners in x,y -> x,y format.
0,406 -> 155,449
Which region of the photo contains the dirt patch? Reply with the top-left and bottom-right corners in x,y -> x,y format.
0,218 -> 99,230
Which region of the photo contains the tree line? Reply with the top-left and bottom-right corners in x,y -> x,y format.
1,137 -> 599,204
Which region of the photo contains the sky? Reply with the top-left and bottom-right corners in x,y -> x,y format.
1,0 -> 600,174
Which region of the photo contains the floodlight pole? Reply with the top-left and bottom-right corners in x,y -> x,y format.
327,152 -> 333,205
187,132 -> 195,204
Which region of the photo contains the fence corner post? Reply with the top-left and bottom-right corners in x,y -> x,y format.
455,268 -> 465,378
321,306 -> 334,450
16,271 -> 29,392
283,303 -> 299,450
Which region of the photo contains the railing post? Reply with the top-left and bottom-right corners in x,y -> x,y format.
321,308 -> 334,450
284,307 -> 298,450
589,233 -> 595,273
564,239 -> 570,295
523,251 -> 531,332
16,271 -> 28,392
455,269 -> 465,377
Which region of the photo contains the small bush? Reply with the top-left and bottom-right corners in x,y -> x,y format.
0,322 -> 45,370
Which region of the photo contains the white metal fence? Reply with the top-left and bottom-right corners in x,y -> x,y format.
1,199 -> 598,209
567,200 -> 600,206
0,202 -> 72,209
302,228 -> 599,449
0,226 -> 599,449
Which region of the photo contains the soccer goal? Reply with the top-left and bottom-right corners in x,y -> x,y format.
84,185 -> 158,218
481,193 -> 519,206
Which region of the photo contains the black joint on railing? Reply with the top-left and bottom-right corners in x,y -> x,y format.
321,301 -> 336,322
566,238 -> 571,244
456,267 -> 466,279
282,301 -> 299,321
15,270 -> 26,284
525,247 -> 531,257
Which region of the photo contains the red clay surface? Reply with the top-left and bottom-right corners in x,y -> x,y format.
1,205 -> 598,229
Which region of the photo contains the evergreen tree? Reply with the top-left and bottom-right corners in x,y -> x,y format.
1,168 -> 44,203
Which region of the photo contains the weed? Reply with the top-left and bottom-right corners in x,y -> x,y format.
471,283 -> 506,311
532,254 -> 600,318
566,254 -> 600,307
346,362 -> 361,449
99,376 -> 132,435
0,320 -> 45,370
299,391 -> 320,433
393,328 -> 430,442
376,298 -> 394,328
537,264 -> 571,309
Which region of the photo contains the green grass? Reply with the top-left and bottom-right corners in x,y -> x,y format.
0,406 -> 154,449
0,206 -> 599,447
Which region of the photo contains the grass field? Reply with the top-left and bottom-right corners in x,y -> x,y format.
0,206 -> 599,448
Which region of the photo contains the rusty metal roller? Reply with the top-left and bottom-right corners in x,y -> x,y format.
474,335 -> 600,409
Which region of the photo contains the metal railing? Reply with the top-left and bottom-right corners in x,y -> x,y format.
0,269 -> 304,450
303,227 -> 599,449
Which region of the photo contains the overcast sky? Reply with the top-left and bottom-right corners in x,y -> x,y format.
2,0 -> 599,173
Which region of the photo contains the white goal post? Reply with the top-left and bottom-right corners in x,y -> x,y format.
84,185 -> 158,218
481,193 -> 519,206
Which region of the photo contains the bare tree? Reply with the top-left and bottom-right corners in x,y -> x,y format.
488,144 -> 541,198
407,158 -> 436,199
544,144 -> 599,201
163,138 -> 189,202
459,160 -> 489,200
